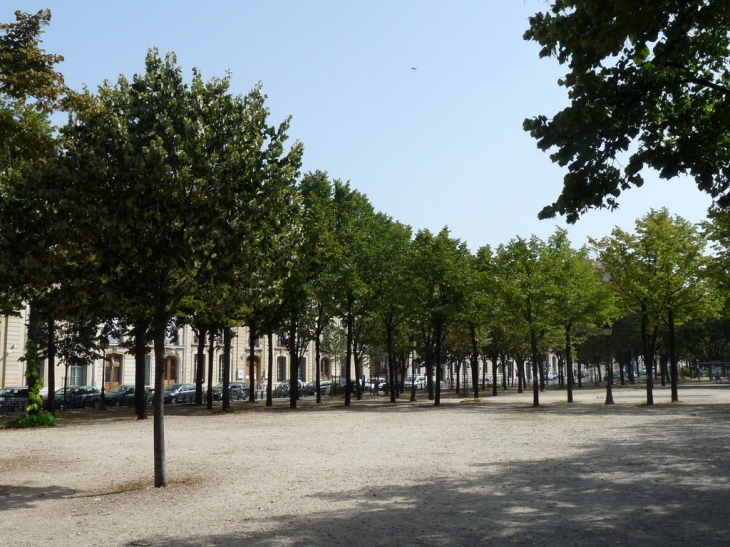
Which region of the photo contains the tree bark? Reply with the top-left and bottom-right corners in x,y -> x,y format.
566,324 -> 574,404
152,311 -> 168,488
222,327 -> 231,412
134,320 -> 149,419
46,317 -> 55,416
194,325 -> 207,405
207,330 -> 215,410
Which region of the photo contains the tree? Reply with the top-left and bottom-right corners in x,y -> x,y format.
411,228 -> 471,406
0,10 -> 86,424
524,2 -> 730,222
593,208 -> 717,403
330,182 -> 376,406
548,229 -> 615,403
16,50 -> 302,487
494,235 -> 558,406
0,9 -> 79,173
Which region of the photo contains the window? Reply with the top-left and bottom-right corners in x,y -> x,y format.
277,356 -> 286,381
193,332 -> 200,344
298,358 -> 306,382
277,333 -> 286,348
70,365 -> 86,386
249,336 -> 260,348
340,359 -> 347,377
218,355 -> 225,382
145,355 -> 151,386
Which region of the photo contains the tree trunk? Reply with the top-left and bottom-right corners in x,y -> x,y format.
248,322 -> 257,402
134,320 -> 149,419
344,303 -> 353,407
434,323 -> 442,406
266,331 -> 273,407
152,311 -> 168,488
194,325 -> 207,405
470,325 -> 480,399
387,324 -> 396,403
490,353 -> 499,396
530,330 -> 540,407
47,317 -> 56,416
289,311 -> 298,409
207,330 -> 215,410
315,329 -> 322,404
669,308 -> 679,402
566,324 -> 574,404
25,303 -> 41,415
222,327 -> 232,412
641,302 -> 654,405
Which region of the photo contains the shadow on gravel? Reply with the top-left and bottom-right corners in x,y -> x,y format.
123,402 -> 730,547
0,484 -> 80,511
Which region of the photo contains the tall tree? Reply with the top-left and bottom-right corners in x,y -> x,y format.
494,235 -> 557,407
548,229 -> 615,403
18,50 -> 302,486
411,228 -> 471,406
524,2 -> 730,221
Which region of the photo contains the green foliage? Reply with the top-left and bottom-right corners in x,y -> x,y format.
19,339 -> 43,414
524,1 -> 730,222
4,410 -> 56,429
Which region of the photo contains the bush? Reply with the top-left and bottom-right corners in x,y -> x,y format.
4,410 -> 57,429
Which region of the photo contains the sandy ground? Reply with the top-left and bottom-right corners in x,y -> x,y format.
1,381 -> 730,547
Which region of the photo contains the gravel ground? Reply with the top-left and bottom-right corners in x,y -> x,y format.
2,382 -> 730,547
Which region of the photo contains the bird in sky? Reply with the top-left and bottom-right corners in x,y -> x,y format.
411,67 -> 417,70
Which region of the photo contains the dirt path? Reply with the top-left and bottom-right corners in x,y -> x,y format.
2,383 -> 729,546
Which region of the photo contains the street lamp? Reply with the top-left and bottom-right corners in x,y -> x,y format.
409,339 -> 417,402
99,338 -> 109,410
602,324 -> 614,405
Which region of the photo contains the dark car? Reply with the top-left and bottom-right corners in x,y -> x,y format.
212,382 -> 249,402
0,387 -> 28,413
52,386 -> 101,410
105,385 -> 152,407
274,379 -> 304,398
163,383 -> 196,404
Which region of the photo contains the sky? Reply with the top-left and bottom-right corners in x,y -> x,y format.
8,1 -> 714,251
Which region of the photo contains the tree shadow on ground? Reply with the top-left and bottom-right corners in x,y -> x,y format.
124,403 -> 730,547
0,484 -> 80,511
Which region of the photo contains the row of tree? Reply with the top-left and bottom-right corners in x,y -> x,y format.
3,9 -> 730,490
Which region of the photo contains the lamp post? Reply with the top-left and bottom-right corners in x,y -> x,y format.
409,339 -> 417,402
99,338 -> 109,410
603,324 -> 614,405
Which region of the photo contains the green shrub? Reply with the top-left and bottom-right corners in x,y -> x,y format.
4,410 -> 57,429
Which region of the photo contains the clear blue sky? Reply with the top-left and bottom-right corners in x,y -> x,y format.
9,1 -> 713,251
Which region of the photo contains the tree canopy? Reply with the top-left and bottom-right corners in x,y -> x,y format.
524,1 -> 730,222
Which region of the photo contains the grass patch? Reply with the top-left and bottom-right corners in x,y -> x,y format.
4,411 -> 57,429
461,398 -> 482,403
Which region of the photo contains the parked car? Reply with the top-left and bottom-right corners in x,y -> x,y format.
404,375 -> 427,390
274,379 -> 304,398
0,387 -> 28,413
300,380 -> 332,397
212,382 -> 249,401
51,386 -> 102,410
163,383 -> 196,404
105,385 -> 152,407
